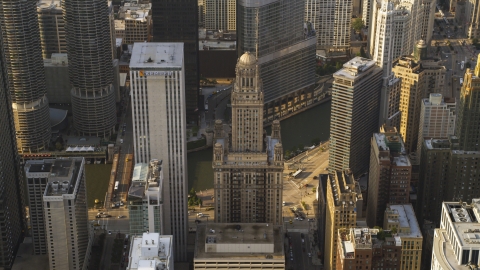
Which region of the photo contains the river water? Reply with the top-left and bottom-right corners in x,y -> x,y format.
187,100 -> 331,191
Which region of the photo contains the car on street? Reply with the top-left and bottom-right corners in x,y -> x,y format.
108,230 -> 112,234
120,201 -> 124,206
197,213 -> 204,217
302,239 -> 305,243
308,218 -> 315,222
308,253 -> 312,258
117,215 -> 125,219
295,217 -> 304,221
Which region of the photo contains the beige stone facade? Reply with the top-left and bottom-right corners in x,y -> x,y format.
324,170 -> 361,270
392,55 -> 446,153
213,52 -> 284,225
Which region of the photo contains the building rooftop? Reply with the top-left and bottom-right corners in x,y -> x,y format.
129,160 -> 163,199
129,42 -> 183,69
434,200 -> 480,269
119,3 -> 151,22
387,205 -> 422,238
37,0 -> 62,11
128,233 -> 172,270
194,223 -> 284,260
30,158 -> 84,197
373,132 -> 410,166
334,57 -> 377,80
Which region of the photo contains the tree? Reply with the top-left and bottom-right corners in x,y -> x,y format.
360,47 -> 367,57
352,18 -> 364,32
472,38 -> 479,45
312,187 -> 317,193
335,62 -> 342,70
285,150 -> 291,158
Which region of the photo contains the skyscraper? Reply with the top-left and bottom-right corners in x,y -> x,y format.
129,43 -> 188,261
456,55 -> 480,151
329,57 -> 382,176
416,93 -> 456,156
324,170 -> 362,270
213,52 -> 284,225
63,0 -> 117,137
237,0 -> 316,122
128,160 -> 164,235
369,0 -> 414,73
431,199 -> 480,268
42,158 -> 91,270
417,136 -> 480,226
0,35 -> 26,269
37,0 -> 66,59
204,0 -> 236,31
316,0 -> 352,54
152,0 -> 199,124
0,0 -> 51,153
367,127 -> 411,227
391,52 -> 446,153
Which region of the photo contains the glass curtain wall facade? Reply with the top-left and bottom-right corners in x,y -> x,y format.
0,35 -> 26,269
152,0 -> 199,124
237,0 -> 316,120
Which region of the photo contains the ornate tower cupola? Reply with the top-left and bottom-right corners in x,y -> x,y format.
231,52 -> 264,152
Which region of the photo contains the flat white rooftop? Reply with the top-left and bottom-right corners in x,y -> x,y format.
128,233 -> 172,270
389,205 -> 422,238
334,57 -> 377,80
130,43 -> 183,69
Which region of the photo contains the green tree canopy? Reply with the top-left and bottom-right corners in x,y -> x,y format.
352,18 -> 364,32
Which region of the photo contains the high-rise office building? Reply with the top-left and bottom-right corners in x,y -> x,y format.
416,93 -> 456,156
118,3 -> 152,44
417,137 -> 480,226
456,56 -> 480,151
329,57 -> 382,176
0,0 -> 51,153
391,53 -> 446,153
128,160 -> 164,235
24,158 -> 91,262
129,43 -> 188,261
63,0 -> 117,137
237,0 -> 316,122
324,170 -> 362,270
0,39 -> 26,269
431,199 -> 480,269
367,127 -> 411,227
152,0 -> 198,124
369,0 -> 414,72
304,0 -> 321,47
383,204 -> 423,269
213,52 -> 284,225
316,0 -> 352,54
38,158 -> 91,270
204,0 -> 236,31
37,0 -> 66,59
465,0 -> 480,39
368,0 -> 435,58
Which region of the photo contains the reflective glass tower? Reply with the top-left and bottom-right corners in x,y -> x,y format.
63,0 -> 117,137
152,0 -> 199,124
0,0 -> 51,153
0,33 -> 26,268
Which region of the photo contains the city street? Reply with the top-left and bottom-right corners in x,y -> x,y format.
431,16 -> 477,101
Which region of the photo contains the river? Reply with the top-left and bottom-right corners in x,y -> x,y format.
187,100 -> 331,191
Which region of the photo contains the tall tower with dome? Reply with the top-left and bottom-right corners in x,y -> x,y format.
212,52 -> 284,225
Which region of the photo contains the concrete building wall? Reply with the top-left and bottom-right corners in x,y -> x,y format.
130,43 -> 188,260
329,57 -> 382,176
